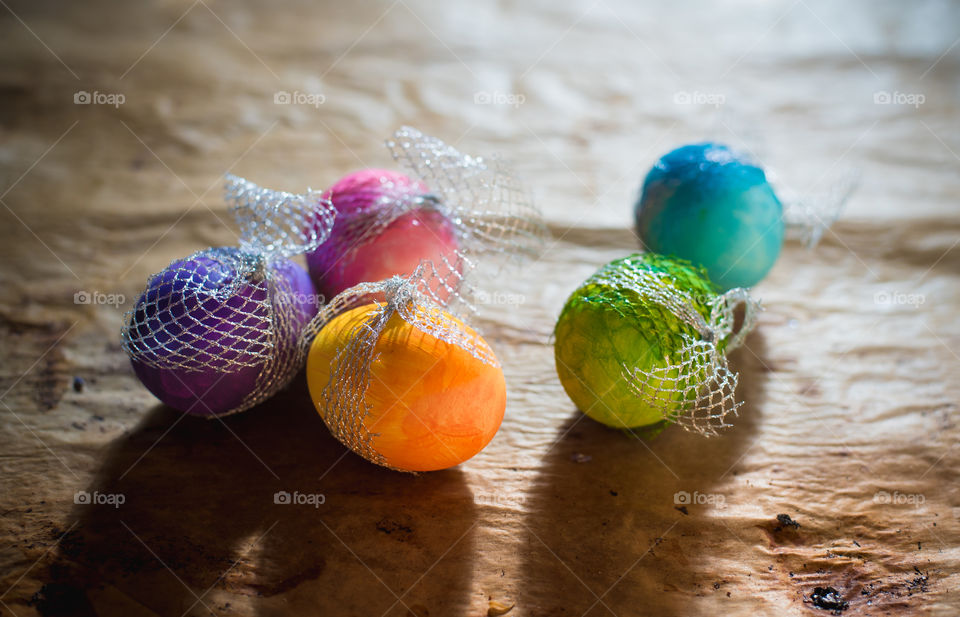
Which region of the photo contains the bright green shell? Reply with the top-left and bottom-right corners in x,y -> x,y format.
554,253 -> 719,429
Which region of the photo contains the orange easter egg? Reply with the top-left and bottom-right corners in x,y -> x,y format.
306,303 -> 506,471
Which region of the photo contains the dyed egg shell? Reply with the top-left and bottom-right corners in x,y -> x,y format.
635,143 -> 784,290
554,253 -> 720,429
306,169 -> 460,300
306,303 -> 505,471
129,250 -> 319,416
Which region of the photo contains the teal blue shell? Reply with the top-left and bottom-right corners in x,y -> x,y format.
634,143 -> 784,291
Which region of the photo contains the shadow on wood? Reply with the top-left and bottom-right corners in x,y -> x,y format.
518,330 -> 769,615
39,374 -> 477,617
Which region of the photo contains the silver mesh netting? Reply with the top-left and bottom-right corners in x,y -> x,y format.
609,266 -> 760,437
777,167 -> 860,248
225,174 -> 336,257
302,127 -> 546,466
341,126 -> 547,312
120,175 -> 336,416
386,126 -> 545,261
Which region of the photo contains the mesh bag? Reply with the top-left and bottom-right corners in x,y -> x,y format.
385,126 -> 545,261
774,167 -> 860,248
120,175 -> 336,416
572,256 -> 759,437
622,286 -> 758,437
321,126 -> 548,313
302,262 -> 502,469
301,127 -> 546,466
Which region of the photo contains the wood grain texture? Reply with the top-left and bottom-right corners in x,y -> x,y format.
1,1 -> 958,615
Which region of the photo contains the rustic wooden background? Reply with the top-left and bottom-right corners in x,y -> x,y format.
1,0 -> 958,615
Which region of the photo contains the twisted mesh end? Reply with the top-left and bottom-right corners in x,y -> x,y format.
621,335 -> 741,438
778,167 -> 859,248
225,174 -> 336,258
593,256 -> 760,437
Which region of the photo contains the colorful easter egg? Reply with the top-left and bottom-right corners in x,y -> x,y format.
635,143 -> 784,290
554,253 -> 729,429
307,302 -> 505,471
127,248 -> 319,416
306,169 -> 459,300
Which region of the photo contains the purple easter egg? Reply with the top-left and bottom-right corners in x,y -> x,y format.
127,248 -> 318,416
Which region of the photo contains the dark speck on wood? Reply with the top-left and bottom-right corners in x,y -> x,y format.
376,518 -> 413,536
774,513 -> 801,531
810,587 -> 848,614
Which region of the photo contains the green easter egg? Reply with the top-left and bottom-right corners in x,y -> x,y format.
554,253 -> 720,429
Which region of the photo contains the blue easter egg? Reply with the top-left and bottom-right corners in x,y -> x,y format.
634,143 -> 784,290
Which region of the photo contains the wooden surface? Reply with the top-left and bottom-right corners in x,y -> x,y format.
1,1 -> 959,615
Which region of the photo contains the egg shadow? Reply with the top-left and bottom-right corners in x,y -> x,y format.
519,329 -> 770,616
40,374 -> 476,617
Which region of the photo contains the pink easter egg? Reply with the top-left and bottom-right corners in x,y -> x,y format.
306,169 -> 460,301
